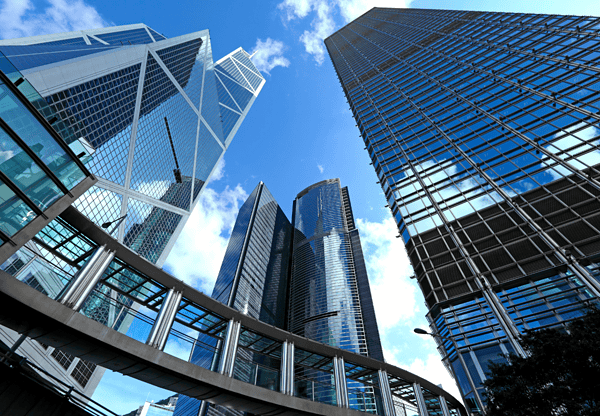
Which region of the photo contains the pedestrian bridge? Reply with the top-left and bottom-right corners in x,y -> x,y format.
0,206 -> 465,416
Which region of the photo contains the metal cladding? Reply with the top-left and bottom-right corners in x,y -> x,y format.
326,7 -> 600,413
0,25 -> 265,266
0,204 -> 466,415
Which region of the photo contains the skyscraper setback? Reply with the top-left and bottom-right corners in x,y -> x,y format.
175,179 -> 384,416
326,8 -> 600,413
0,24 -> 264,398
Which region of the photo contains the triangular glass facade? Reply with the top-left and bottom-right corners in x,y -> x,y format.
0,25 -> 265,265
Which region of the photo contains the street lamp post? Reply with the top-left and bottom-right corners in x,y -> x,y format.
101,214 -> 127,235
414,328 -> 485,415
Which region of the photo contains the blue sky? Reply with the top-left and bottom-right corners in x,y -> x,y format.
1,0 -> 599,413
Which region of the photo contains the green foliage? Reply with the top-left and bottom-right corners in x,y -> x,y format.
483,307 -> 600,416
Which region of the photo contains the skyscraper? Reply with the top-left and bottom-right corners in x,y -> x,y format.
0,24 -> 264,398
326,7 -> 600,414
175,182 -> 292,416
290,179 -> 383,361
0,24 -> 265,266
175,179 -> 384,416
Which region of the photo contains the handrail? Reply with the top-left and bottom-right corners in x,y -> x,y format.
0,347 -> 118,416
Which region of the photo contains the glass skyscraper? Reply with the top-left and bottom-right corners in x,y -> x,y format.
175,182 -> 292,416
0,23 -> 265,266
175,179 -> 384,416
0,24 -> 264,398
326,8 -> 600,414
290,179 -> 383,361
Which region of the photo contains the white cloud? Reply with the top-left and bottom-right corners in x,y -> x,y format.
0,0 -> 110,40
337,0 -> 408,23
163,183 -> 248,294
298,1 -> 335,65
317,164 -> 324,173
209,157 -> 226,183
277,0 -> 411,64
0,150 -> 15,163
251,38 -> 291,74
357,215 -> 463,403
356,216 -> 417,329
402,353 -> 462,401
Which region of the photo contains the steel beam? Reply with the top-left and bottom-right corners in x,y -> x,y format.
378,370 -> 396,416
413,383 -> 429,416
439,396 -> 451,416
333,356 -> 348,408
280,340 -> 295,395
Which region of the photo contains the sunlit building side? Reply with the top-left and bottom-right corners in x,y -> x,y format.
326,8 -> 600,414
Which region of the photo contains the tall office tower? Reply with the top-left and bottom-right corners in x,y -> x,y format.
211,182 -> 292,328
0,24 -> 264,398
290,179 -> 383,360
175,179 -> 383,416
290,179 -> 383,411
175,182 -> 292,416
0,24 -> 265,266
326,8 -> 600,414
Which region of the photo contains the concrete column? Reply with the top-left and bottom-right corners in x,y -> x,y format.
280,341 -> 295,395
378,369 -> 396,416
413,383 -> 429,416
59,245 -> 115,311
146,288 -> 183,350
333,356 -> 348,408
439,395 -> 451,416
218,319 -> 241,377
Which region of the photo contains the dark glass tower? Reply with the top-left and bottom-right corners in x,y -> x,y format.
175,179 -> 384,416
175,182 -> 293,416
326,8 -> 600,414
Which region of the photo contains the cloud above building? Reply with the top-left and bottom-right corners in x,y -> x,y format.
164,161 -> 248,294
251,37 -> 291,74
277,0 -> 411,64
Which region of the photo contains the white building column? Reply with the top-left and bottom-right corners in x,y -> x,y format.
279,340 -> 294,395
378,370 -> 396,416
333,356 -> 348,408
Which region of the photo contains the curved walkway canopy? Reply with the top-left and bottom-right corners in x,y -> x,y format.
0,207 -> 465,416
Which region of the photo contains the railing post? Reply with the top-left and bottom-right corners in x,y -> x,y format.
146,288 -> 182,350
218,319 -> 241,377
333,356 -> 348,408
378,369 -> 396,416
439,395 -> 451,416
413,383 -> 429,416
59,245 -> 115,310
280,340 -> 294,395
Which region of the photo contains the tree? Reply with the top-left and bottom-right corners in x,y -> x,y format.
483,307 -> 600,415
